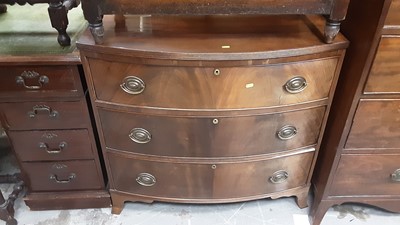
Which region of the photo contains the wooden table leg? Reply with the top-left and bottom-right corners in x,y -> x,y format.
0,4 -> 7,13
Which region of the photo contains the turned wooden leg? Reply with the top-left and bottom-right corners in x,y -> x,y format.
324,19 -> 341,44
110,191 -> 125,215
81,0 -> 104,44
0,175 -> 24,225
295,188 -> 309,209
0,4 -> 6,13
48,2 -> 71,46
309,200 -> 332,225
89,23 -> 105,45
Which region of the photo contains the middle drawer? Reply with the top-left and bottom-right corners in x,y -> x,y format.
99,106 -> 325,157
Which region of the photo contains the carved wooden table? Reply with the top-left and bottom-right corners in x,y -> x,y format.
81,0 -> 350,44
0,0 -> 80,46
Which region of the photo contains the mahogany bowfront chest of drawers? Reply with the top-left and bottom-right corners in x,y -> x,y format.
0,54 -> 110,210
310,0 -> 400,224
77,14 -> 348,214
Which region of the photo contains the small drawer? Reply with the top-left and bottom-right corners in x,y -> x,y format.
385,0 -> 400,26
331,154 -> 400,196
8,129 -> 94,162
364,37 -> 400,94
88,57 -> 338,109
99,106 -> 325,157
346,100 -> 400,149
108,151 -> 313,200
21,160 -> 103,191
0,100 -> 88,130
0,65 -> 82,99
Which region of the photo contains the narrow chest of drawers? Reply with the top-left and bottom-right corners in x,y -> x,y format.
78,14 -> 348,214
0,56 -> 110,210
310,1 -> 400,224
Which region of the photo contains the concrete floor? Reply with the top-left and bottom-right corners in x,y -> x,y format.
1,135 -> 400,225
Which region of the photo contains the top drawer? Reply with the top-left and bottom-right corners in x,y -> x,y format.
0,65 -> 83,100
88,57 -> 338,109
364,37 -> 400,94
385,0 -> 400,26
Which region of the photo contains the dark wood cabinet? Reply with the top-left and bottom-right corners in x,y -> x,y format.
0,54 -> 111,210
78,14 -> 348,214
310,0 -> 400,224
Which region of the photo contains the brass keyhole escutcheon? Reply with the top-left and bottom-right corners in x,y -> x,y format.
212,119 -> 219,125
213,69 -> 221,76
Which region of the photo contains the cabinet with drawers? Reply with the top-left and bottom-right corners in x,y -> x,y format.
0,55 -> 111,210
310,0 -> 400,224
77,14 -> 348,214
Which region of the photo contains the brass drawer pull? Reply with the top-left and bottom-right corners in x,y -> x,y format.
391,169 -> 400,182
284,76 -> 308,94
28,105 -> 59,118
15,71 -> 49,90
49,173 -> 76,184
136,173 -> 156,186
120,76 -> 145,95
129,128 -> 151,144
269,170 -> 289,184
38,141 -> 67,154
277,125 -> 297,140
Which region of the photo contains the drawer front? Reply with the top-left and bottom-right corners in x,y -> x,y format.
22,160 -> 103,191
346,100 -> 400,149
8,130 -> 94,162
99,107 -> 325,157
0,101 -> 88,130
0,65 -> 82,99
108,151 -> 313,200
331,154 -> 400,196
385,0 -> 400,26
365,37 -> 400,94
89,57 -> 338,109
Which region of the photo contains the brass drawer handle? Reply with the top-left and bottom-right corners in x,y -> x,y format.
28,105 -> 58,118
136,173 -> 156,186
269,170 -> 289,184
15,71 -> 49,90
38,141 -> 67,154
49,173 -> 76,184
129,128 -> 151,144
391,169 -> 400,182
120,76 -> 145,95
284,76 -> 308,94
277,125 -> 297,140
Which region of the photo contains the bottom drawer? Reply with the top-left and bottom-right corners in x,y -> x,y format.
331,154 -> 400,196
108,151 -> 314,200
22,160 -> 103,191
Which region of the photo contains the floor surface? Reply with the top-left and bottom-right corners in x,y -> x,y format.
1,135 -> 400,225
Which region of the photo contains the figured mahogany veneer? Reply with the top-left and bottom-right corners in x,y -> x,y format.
310,0 -> 400,224
78,14 -> 348,214
99,107 -> 325,157
108,150 -> 314,210
89,58 -> 338,109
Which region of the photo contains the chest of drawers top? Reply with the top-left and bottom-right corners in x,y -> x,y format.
77,15 -> 348,60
